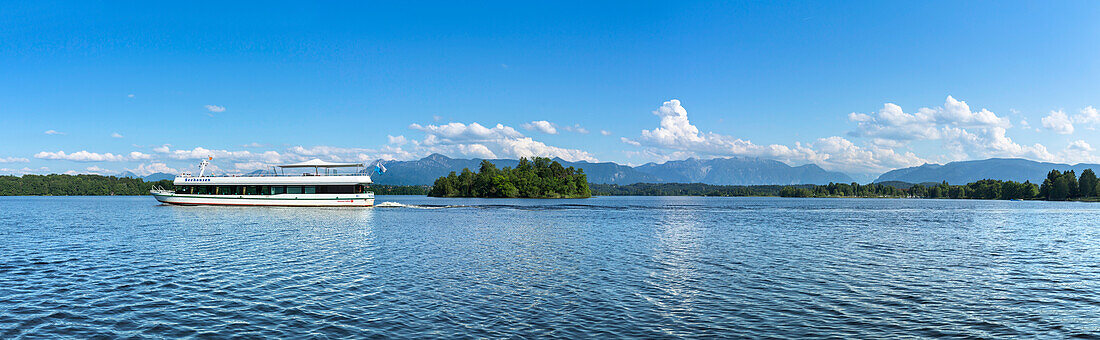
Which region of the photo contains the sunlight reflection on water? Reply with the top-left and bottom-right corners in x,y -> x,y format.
1,196 -> 1099,338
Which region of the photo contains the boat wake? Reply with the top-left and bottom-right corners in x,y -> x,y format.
374,202 -> 462,209
373,202 -> 662,211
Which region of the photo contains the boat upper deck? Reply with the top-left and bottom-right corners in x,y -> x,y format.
173,158 -> 380,186
174,173 -> 374,186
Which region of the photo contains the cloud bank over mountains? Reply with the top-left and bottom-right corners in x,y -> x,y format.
409,122 -> 597,162
9,96 -> 1100,178
621,99 -> 926,174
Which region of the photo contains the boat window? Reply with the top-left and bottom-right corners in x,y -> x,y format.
272,186 -> 285,195
261,186 -> 272,195
303,186 -> 316,194
317,185 -> 355,194
287,186 -> 303,194
246,186 -> 259,195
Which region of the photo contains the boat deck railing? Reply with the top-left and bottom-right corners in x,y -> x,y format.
150,185 -> 173,194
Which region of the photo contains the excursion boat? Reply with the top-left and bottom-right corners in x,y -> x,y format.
150,158 -> 381,207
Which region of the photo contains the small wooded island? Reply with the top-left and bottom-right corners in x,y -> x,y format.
428,157 -> 591,198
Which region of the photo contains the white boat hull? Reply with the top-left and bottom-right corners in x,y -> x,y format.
151,192 -> 375,207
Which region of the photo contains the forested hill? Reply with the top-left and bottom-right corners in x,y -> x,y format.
428,158 -> 591,198
875,158 -> 1100,184
0,174 -> 174,196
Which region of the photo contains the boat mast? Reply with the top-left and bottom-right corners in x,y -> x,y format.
199,157 -> 211,177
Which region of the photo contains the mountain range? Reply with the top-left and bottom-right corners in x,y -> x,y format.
119,171 -> 176,182
874,158 -> 1100,184
368,153 -> 854,185
118,156 -> 1098,187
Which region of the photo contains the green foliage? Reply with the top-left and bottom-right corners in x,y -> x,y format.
1037,169 -> 1093,201
1066,170 -> 1080,198
910,179 -> 1040,200
427,158 -> 591,198
0,174 -> 174,196
1079,169 -> 1098,198
779,186 -> 813,197
590,168 -> 1097,201
1051,176 -> 1070,201
780,182 -> 906,197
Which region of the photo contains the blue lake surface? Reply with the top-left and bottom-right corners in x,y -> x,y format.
2,195 -> 1100,338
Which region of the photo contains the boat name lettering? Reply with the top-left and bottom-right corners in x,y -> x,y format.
184,178 -> 211,182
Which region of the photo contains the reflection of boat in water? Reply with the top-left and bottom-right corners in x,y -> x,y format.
1011,199 -> 1024,201
150,158 -> 380,207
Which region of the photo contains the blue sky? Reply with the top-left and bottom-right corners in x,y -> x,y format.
3,1 -> 1100,180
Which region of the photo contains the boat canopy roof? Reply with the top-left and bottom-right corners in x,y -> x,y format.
278,159 -> 363,168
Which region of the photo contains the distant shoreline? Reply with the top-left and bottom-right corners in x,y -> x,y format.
4,173 -> 1098,202
5,194 -> 1100,203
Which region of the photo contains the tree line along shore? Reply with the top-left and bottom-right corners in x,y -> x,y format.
776,169 -> 1097,201
3,168 -> 1099,202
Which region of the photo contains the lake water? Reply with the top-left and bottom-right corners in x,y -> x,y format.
2,196 -> 1099,338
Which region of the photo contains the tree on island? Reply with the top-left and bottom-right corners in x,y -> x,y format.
428,157 -> 591,198
1040,169 -> 1082,201
1080,169 -> 1099,198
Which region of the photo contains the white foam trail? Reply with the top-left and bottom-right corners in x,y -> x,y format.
374,201 -> 454,209
374,202 -> 408,208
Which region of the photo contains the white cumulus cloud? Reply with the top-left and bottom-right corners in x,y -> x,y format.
35,151 -> 130,162
156,146 -> 281,163
848,96 -> 1011,141
842,96 -> 1069,163
1041,110 -> 1075,134
127,163 -> 180,176
521,120 -> 558,134
387,135 -> 408,145
1072,106 -> 1100,130
410,122 -> 597,161
0,157 -> 29,163
939,126 -> 1053,161
1059,140 -> 1099,164
44,130 -> 65,135
563,124 -> 589,134
624,99 -> 927,174
205,105 -> 226,113
111,132 -> 124,138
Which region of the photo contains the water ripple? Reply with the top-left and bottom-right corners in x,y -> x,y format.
2,196 -> 1100,337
